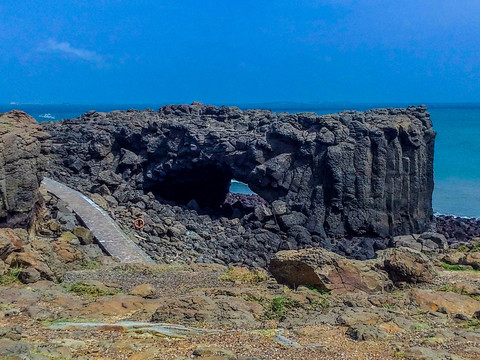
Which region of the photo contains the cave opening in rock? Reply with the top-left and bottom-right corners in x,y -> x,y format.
224,179 -> 268,217
229,180 -> 255,195
145,163 -> 233,209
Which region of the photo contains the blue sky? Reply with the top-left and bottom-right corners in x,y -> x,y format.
1,0 -> 479,104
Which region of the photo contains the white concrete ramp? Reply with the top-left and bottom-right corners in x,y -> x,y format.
42,177 -> 154,264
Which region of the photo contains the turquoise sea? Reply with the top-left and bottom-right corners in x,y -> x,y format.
1,103 -> 479,218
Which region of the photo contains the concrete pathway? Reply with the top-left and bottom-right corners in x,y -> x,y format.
42,177 -> 154,264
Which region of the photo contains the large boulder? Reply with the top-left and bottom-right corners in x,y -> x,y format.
268,248 -> 391,294
392,232 -> 448,253
418,232 -> 448,252
392,235 -> 422,252
378,247 -> 436,284
0,111 -> 50,227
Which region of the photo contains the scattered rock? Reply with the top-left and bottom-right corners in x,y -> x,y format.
0,326 -> 22,341
418,232 -> 448,251
18,267 -> 41,284
411,289 -> 480,317
0,339 -> 33,359
461,251 -> 480,270
130,348 -> 160,360
151,293 -> 262,328
441,251 -> 465,265
337,309 -> 382,327
436,215 -> 480,243
392,235 -> 422,252
168,224 -> 187,238
192,345 -> 235,359
271,200 -> 288,216
451,282 -> 480,296
345,324 -> 389,341
403,346 -> 464,360
378,247 -> 436,284
129,283 -> 156,298
59,231 -> 80,245
5,251 -> 54,280
52,240 -> 82,263
0,229 -> 24,260
90,193 -> 109,210
73,226 -> 94,245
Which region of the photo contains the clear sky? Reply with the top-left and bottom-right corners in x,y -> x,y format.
1,0 -> 479,105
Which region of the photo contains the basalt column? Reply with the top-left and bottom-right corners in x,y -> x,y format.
42,103 -> 436,238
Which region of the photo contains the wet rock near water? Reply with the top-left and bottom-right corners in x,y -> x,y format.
436,215 -> 480,243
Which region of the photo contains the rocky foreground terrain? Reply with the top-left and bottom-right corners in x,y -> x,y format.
0,108 -> 478,359
0,192 -> 479,360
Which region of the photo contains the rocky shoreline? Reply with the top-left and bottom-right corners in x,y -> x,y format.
39,103 -> 439,267
0,108 -> 478,359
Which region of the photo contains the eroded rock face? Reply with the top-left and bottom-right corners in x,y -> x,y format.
0,111 -> 50,227
42,103 -> 435,239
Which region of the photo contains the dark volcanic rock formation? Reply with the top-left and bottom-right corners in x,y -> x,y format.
436,215 -> 480,243
41,103 -> 436,265
0,111 -> 51,227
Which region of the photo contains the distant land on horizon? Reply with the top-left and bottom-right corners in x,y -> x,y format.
3,101 -> 480,111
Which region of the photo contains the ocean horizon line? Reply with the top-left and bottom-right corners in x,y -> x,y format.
3,102 -> 480,110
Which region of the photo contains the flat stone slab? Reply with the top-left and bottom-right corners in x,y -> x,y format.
47,321 -> 221,338
42,177 -> 154,264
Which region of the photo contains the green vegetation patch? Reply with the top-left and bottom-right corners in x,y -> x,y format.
80,260 -> 100,270
0,267 -> 21,286
63,281 -> 119,299
440,262 -> 477,272
304,284 -> 330,295
410,322 -> 431,331
438,284 -> 456,292
462,319 -> 480,329
308,297 -> 329,311
422,336 -> 446,345
381,303 -> 399,310
264,295 -> 299,320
